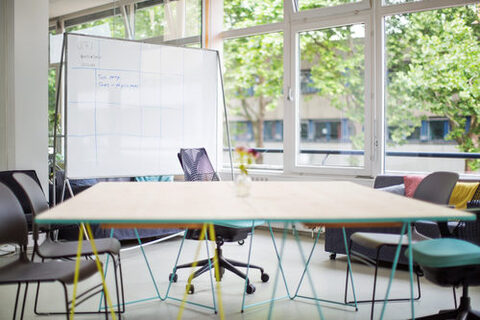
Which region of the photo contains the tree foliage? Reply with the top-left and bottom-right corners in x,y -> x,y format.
224,1 -> 480,170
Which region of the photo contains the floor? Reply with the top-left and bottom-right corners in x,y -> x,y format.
0,229 -> 478,320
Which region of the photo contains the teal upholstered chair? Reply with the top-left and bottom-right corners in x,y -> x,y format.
410,226 -> 480,319
169,148 -> 269,295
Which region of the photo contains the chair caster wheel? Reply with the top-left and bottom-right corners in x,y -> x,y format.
246,283 -> 256,294
261,273 -> 269,282
169,273 -> 178,283
329,253 -> 337,260
186,284 -> 194,294
238,240 -> 245,245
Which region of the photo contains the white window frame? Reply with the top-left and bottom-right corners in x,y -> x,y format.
216,0 -> 479,177
376,0 -> 479,177
286,13 -> 374,176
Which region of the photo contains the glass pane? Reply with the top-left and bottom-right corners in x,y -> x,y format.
135,0 -> 201,40
65,15 -> 125,38
297,0 -> 361,11
223,33 -> 284,169
385,5 -> 480,174
48,68 -> 57,138
298,24 -> 365,168
224,0 -> 283,30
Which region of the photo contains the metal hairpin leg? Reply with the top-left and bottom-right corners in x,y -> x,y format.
240,220 -> 256,312
99,228 -> 216,312
267,221 -> 291,320
292,226 -> 358,317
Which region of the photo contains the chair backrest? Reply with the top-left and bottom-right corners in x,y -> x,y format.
178,148 -> 220,182
0,170 -> 42,213
413,171 -> 459,205
0,182 -> 28,246
13,172 -> 49,215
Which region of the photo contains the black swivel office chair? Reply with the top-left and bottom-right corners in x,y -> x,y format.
345,171 -> 459,320
410,207 -> 480,320
171,148 -> 269,294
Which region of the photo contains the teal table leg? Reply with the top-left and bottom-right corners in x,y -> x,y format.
379,223 -> 407,320
407,223 -> 415,320
204,229 -> 217,313
241,221 -> 256,312
267,222 -> 293,299
292,225 -> 325,319
342,227 -> 358,310
267,222 -> 289,320
134,228 -> 162,299
242,222 -> 292,312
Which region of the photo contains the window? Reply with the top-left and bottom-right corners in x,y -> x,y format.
134,0 -> 201,41
296,0 -> 362,11
384,5 -> 480,174
223,32 -> 284,168
224,0 -> 283,30
297,24 -> 366,169
65,15 -> 125,38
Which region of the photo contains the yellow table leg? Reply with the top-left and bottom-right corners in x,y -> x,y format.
70,224 -> 84,320
177,224 -> 207,320
85,223 -> 117,320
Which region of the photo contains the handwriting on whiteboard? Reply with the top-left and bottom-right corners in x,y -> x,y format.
97,73 -> 139,89
75,40 -> 101,67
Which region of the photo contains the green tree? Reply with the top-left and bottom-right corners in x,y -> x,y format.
224,0 -> 284,162
386,6 -> 480,171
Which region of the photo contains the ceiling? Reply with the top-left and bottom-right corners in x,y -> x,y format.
49,0 -> 118,19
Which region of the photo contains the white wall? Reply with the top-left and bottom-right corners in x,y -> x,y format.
0,0 -> 49,193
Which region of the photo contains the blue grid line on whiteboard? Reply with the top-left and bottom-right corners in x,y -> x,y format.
71,66 -> 184,77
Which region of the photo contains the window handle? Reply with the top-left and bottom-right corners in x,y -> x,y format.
287,87 -> 294,101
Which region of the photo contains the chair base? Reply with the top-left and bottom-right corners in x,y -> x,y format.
172,245 -> 269,294
414,287 -> 480,320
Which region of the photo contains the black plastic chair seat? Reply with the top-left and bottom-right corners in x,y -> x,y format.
0,257 -> 99,285
38,237 -> 121,259
351,232 -> 421,249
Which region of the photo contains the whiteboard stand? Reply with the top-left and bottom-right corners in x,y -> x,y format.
54,33 -> 231,243
218,51 -> 234,181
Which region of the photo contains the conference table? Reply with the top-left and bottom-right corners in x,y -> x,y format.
35,180 -> 476,319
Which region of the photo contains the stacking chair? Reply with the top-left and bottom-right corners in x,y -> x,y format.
345,171 -> 459,320
170,148 -> 269,294
0,182 -> 107,320
12,172 -> 125,317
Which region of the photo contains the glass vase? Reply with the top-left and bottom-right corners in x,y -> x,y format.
235,173 -> 252,197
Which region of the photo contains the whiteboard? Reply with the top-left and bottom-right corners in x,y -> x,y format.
65,33 -> 218,179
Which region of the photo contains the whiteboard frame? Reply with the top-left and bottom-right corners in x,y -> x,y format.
61,32 -> 230,180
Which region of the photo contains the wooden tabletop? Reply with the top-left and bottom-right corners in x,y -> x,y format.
36,181 -> 476,225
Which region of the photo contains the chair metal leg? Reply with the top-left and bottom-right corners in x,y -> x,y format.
221,258 -> 248,280
453,286 -> 457,309
188,263 -> 212,281
110,255 -> 123,318
13,283 -> 21,320
61,282 -> 69,320
175,258 -> 212,270
20,282 -> 28,320
226,258 -> 264,273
